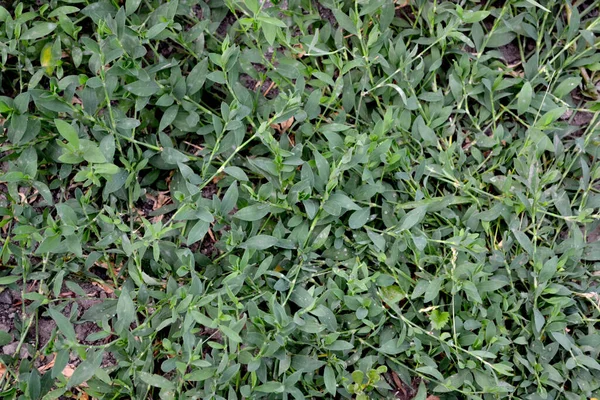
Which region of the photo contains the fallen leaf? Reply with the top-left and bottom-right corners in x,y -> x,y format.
91,281 -> 114,294
271,116 -> 295,134
38,355 -> 56,372
62,364 -> 75,378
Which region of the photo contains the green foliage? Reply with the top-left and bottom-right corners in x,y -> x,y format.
0,0 -> 599,399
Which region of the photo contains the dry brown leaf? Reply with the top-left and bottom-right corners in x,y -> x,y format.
62,364 -> 75,378
390,370 -> 405,396
212,173 -> 226,184
0,363 -> 6,380
91,281 -> 114,294
426,396 -> 441,400
61,365 -> 89,388
38,356 -> 56,372
271,116 -> 295,134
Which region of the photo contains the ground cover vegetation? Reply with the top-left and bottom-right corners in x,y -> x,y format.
0,0 -> 600,399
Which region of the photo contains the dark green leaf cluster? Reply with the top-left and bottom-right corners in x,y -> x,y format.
0,0 -> 599,399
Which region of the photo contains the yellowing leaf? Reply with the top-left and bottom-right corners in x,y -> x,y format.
40,44 -> 55,74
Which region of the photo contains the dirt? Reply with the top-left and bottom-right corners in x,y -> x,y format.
157,40 -> 180,59
201,182 -> 218,199
580,1 -> 599,19
262,0 -> 288,10
570,110 -> 593,126
240,73 -> 280,99
0,281 -> 115,370
193,4 -> 204,20
587,224 -> 600,243
216,12 -> 238,37
561,107 -> 594,138
200,236 -> 218,257
0,290 -> 15,333
136,196 -> 155,217
387,373 -> 422,400
315,1 -> 336,27
500,42 -> 521,65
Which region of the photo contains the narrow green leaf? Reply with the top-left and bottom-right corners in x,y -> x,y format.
125,80 -> 160,96
139,371 -> 175,390
187,220 -> 210,245
234,204 -> 271,221
55,119 -> 79,147
116,289 -> 135,333
21,23 -> 57,40
241,235 -> 279,250
324,366 -> 336,395
255,382 -> 285,393
517,82 -> 532,115
48,308 -> 77,343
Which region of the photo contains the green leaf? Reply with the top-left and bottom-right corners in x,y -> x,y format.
219,324 -> 242,343
262,23 -> 277,46
162,147 -> 188,164
351,370 -> 364,384
524,0 -> 550,12
0,276 -> 20,285
80,140 -> 107,163
234,204 -> 271,221
116,118 -> 140,130
517,82 -> 532,115
553,77 -> 581,98
186,368 -> 216,381
461,10 -> 490,23
139,372 -> 175,390
207,71 -> 226,84
512,229 -> 534,255
20,23 -> 57,40
28,369 -> 41,400
533,308 -> 545,333
159,105 -> 178,132
398,206 -> 427,232
125,80 -> 160,96
55,119 -> 79,147
332,9 -> 358,35
424,277 -> 443,303
224,166 -> 249,181
221,183 -> 238,214
380,285 -> 404,304
430,309 -> 450,330
187,220 -> 210,245
241,235 -> 278,250
187,58 -> 208,95
116,289 -> 135,333
36,234 -> 62,254
255,382 -> 285,393
348,208 -> 370,229
48,308 -> 77,343
125,0 -> 142,14
536,107 -> 567,127
0,330 -> 12,346
326,340 -> 353,351
324,365 -> 336,395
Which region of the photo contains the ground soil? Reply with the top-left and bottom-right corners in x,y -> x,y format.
0,281 -> 116,368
